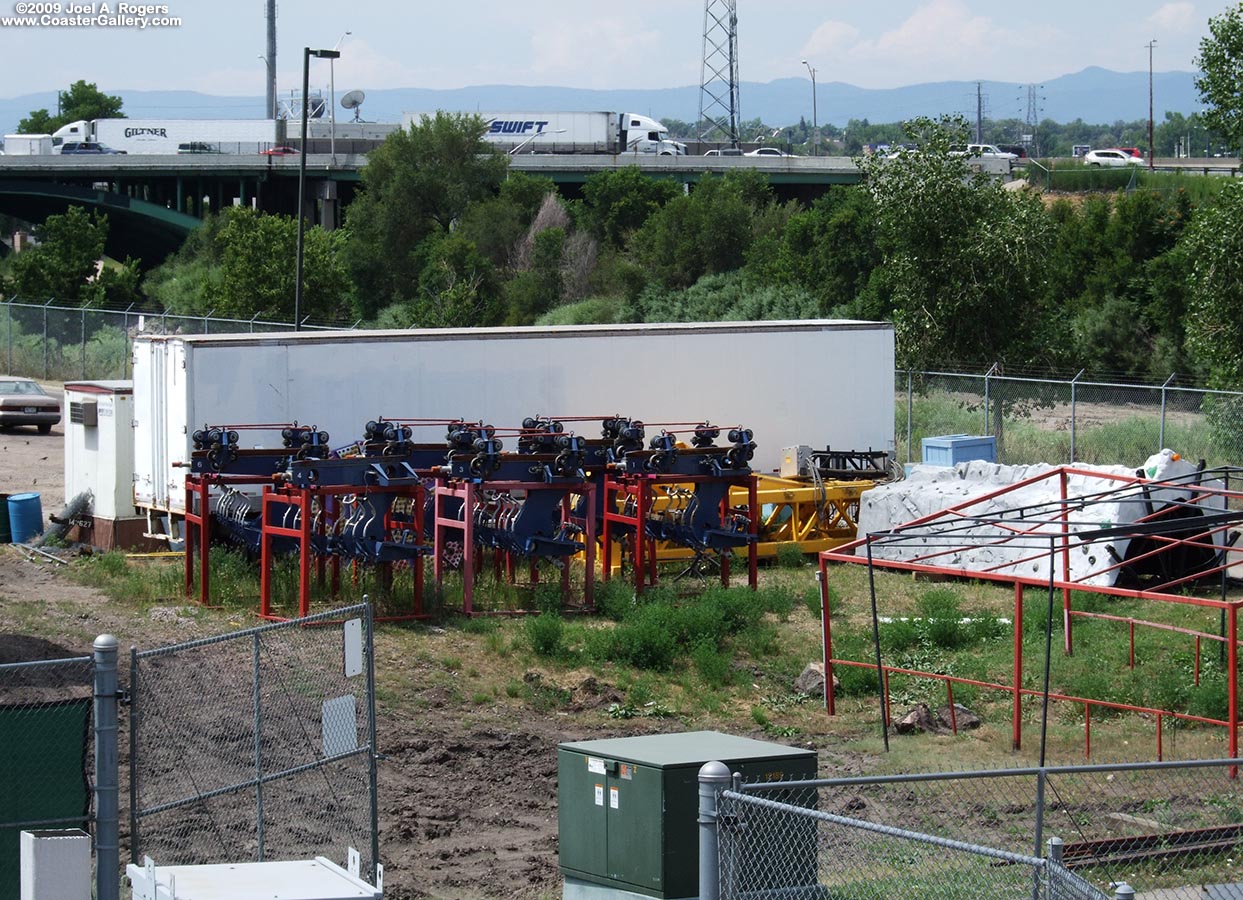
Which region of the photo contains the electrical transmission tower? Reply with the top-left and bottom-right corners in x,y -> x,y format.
1024,84 -> 1043,155
698,0 -> 741,147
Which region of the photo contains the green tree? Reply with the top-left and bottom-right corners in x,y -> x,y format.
744,186 -> 880,315
1183,181 -> 1243,387
344,112 -> 508,318
455,172 -> 556,269
504,227 -> 566,324
630,171 -> 775,290
859,116 -> 1054,369
409,232 -> 503,328
142,207 -> 350,323
580,167 -> 679,249
3,206 -> 139,307
18,80 -> 124,133
1196,3 -> 1243,154
211,208 -> 350,323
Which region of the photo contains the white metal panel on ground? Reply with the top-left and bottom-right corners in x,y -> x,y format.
126,857 -> 381,899
132,321 -> 894,515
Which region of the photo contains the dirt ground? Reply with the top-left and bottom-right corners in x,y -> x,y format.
0,418 -> 805,900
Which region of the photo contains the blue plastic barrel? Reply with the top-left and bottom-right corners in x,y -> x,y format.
0,493 -> 10,543
8,492 -> 44,543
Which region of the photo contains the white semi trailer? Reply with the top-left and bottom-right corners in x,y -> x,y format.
403,111 -> 687,155
130,320 -> 895,526
52,118 -> 281,154
2,133 -> 55,155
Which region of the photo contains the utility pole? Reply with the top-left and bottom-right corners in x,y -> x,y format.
976,82 -> 983,144
802,60 -> 818,156
265,0 -> 277,119
1147,39 -> 1157,170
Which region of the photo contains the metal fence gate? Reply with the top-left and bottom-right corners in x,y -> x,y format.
711,759 -> 1243,900
128,604 -> 379,880
715,790 -> 1106,900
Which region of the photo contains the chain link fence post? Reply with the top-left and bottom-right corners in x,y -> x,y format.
42,297 -> 50,381
93,634 -> 120,900
698,761 -> 730,900
1159,373 -> 1175,451
1070,369 -> 1084,463
906,370 -> 914,465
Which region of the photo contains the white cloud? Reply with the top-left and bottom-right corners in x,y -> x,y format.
797,0 -> 1069,86
801,21 -> 861,60
1148,2 -> 1196,32
528,18 -> 663,88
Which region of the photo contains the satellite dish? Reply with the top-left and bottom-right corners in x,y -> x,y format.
341,89 -> 366,122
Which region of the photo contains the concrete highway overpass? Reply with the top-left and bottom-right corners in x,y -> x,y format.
0,152 -> 863,264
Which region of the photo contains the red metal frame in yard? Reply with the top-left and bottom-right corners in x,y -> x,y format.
600,472 -> 758,594
432,479 -> 597,617
817,464 -> 1243,759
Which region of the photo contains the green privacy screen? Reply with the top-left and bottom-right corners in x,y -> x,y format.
0,698 -> 92,900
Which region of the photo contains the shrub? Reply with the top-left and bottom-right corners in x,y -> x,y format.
692,638 -> 733,687
610,616 -> 678,670
776,544 -> 808,569
525,612 -> 564,658
918,588 -> 968,649
879,618 -> 918,651
755,585 -> 796,620
595,579 -> 636,621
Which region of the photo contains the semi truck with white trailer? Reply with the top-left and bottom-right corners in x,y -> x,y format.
403,110 -> 688,155
128,320 -> 894,527
2,133 -> 55,155
51,118 -> 282,154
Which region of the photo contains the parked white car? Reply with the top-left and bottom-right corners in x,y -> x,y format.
1084,149 -> 1144,167
967,143 -> 1018,160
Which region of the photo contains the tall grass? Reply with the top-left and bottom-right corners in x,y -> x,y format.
897,390 -> 1232,467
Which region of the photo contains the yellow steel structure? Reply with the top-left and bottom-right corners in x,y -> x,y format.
594,473 -> 875,572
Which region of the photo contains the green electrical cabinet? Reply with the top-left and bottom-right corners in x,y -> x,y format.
558,730 -> 817,900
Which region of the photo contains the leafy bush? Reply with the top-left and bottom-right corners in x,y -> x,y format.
837,663 -> 879,697
525,612 -> 564,658
609,614 -> 678,671
776,543 -> 808,569
879,618 -> 918,651
917,588 -> 968,649
691,638 -> 733,687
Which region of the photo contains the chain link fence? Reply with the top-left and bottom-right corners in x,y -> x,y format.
128,604 -> 379,881
0,652 -> 96,900
899,369 -> 1243,469
714,759 -> 1243,900
1,299 -> 359,382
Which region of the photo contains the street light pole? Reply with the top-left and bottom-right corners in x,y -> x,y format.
329,31 -> 350,165
801,60 -> 818,157
1147,39 -> 1157,170
295,47 -> 339,333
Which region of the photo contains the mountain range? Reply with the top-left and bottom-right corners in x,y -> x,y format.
0,67 -> 1202,137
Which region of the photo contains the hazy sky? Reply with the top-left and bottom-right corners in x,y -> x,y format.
0,0 -> 1220,100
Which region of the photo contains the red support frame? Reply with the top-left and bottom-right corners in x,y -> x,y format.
601,471 -> 758,595
816,463 -> 1243,760
258,481 -> 429,623
184,471 -> 274,607
433,478 -> 596,617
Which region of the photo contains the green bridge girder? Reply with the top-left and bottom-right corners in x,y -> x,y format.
0,179 -> 203,264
